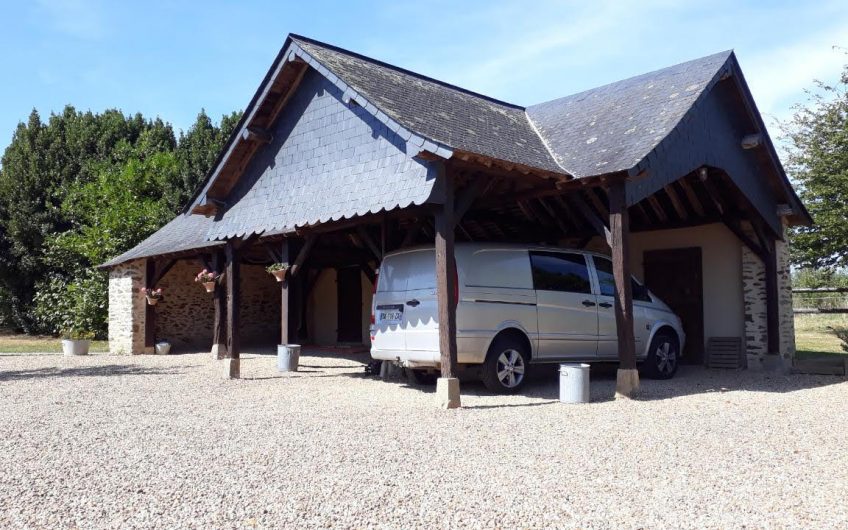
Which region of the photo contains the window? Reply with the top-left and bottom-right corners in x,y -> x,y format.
529,252 -> 592,294
593,256 -> 652,302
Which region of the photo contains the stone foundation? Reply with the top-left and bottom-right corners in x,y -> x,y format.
108,260 -> 148,355
776,221 -> 796,360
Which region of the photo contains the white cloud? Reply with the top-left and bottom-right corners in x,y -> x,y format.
743,21 -> 848,126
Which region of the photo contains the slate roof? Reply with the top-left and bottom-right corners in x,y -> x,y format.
99,213 -> 220,268
292,36 -> 565,174
526,51 -> 732,178
102,37 -> 798,268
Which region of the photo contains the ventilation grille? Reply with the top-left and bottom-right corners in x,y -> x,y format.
707,337 -> 743,369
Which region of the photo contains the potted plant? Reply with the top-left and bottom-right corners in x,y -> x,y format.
267,263 -> 289,282
195,269 -> 220,293
141,287 -> 164,306
61,328 -> 94,356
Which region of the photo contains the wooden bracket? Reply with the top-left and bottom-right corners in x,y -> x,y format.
356,226 -> 382,261
289,236 -> 316,278
567,194 -> 612,247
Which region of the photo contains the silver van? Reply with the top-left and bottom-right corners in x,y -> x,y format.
370,243 -> 685,393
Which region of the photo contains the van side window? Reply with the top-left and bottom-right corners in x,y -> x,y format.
593,256 -> 652,302
529,252 -> 592,294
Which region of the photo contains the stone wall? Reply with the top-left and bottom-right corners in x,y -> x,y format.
108,259 -> 148,355
741,245 -> 767,365
740,220 -> 796,367
154,259 -> 281,350
776,221 -> 796,360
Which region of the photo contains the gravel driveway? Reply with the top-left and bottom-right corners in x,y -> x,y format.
1,350 -> 846,529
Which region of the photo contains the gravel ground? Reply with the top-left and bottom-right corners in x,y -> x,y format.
1,350 -> 846,529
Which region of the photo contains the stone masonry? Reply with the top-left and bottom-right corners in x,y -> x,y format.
108,258 -> 283,354
108,259 -> 148,355
741,220 -> 796,368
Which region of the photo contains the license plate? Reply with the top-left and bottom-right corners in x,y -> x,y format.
377,304 -> 404,324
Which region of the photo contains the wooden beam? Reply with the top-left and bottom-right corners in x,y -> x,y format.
454,173 -> 488,221
646,194 -> 669,223
151,259 -> 176,287
241,126 -> 273,144
699,172 -> 726,216
586,188 -> 609,219
280,239 -> 291,345
567,194 -> 612,246
144,259 -> 156,352
356,226 -> 381,262
741,133 -> 762,149
401,218 -> 424,248
289,236 -> 316,278
360,262 -> 376,285
263,243 -> 281,263
678,177 -> 706,217
212,251 -> 227,359
225,241 -> 240,368
434,163 -> 459,404
724,217 -> 765,260
609,180 -> 638,396
663,184 -> 688,220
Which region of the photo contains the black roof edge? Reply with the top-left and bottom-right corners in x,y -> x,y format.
289,33 -> 526,110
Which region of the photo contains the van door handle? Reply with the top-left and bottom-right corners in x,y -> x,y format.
581,300 -> 596,307
406,299 -> 420,307
598,302 -> 612,308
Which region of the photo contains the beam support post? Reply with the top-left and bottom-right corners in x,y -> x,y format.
144,259 -> 156,354
764,243 -> 780,356
223,240 -> 240,379
434,162 -> 460,409
212,251 -> 227,360
280,239 -> 291,346
608,180 -> 639,398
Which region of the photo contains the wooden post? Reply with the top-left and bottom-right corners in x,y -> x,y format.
608,179 -> 639,397
280,239 -> 291,345
434,163 -> 460,409
211,251 -> 227,360
224,241 -> 240,378
144,259 -> 156,354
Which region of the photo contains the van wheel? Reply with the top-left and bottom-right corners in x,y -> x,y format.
642,331 -> 679,379
482,336 -> 530,394
406,369 -> 437,386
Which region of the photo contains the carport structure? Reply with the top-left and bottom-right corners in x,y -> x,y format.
102,35 -> 809,407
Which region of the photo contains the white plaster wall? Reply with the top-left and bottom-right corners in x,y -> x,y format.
307,268 -> 372,346
588,223 -> 745,351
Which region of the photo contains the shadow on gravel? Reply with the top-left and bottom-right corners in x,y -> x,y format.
0,364 -> 181,382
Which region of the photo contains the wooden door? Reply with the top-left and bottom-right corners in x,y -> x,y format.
336,267 -> 362,343
643,248 -> 704,364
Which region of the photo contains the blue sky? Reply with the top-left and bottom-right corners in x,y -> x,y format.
1,0 -> 846,148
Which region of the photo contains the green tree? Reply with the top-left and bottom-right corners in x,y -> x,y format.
784,58 -> 848,268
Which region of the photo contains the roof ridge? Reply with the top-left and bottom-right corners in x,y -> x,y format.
289,33 -> 525,110
529,49 -> 734,109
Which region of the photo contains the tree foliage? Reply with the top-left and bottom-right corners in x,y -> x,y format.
0,107 -> 241,336
784,57 -> 848,269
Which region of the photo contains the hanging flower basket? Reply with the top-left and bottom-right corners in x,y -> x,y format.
141,287 -> 164,306
195,269 -> 221,293
267,263 -> 289,282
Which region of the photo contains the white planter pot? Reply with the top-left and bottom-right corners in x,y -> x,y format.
154,342 -> 171,355
62,339 -> 90,356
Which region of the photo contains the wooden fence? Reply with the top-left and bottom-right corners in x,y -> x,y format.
793,287 -> 848,314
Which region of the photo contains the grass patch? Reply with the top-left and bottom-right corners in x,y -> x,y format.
794,313 -> 848,360
0,331 -> 108,354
